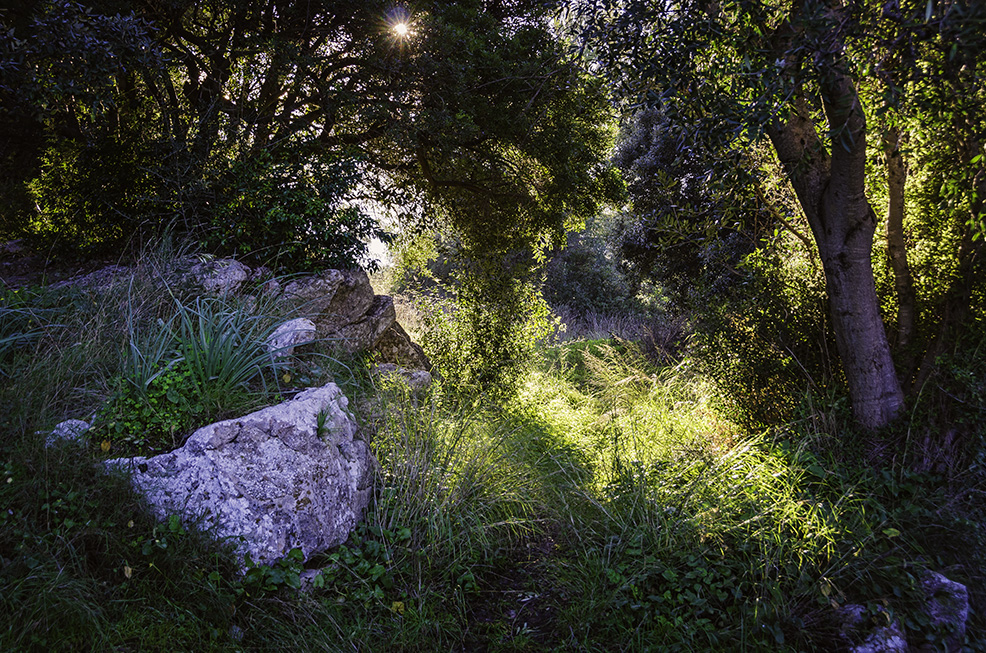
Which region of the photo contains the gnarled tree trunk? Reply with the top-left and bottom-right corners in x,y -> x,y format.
767,74 -> 904,428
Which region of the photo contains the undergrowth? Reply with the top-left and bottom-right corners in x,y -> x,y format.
0,252 -> 982,651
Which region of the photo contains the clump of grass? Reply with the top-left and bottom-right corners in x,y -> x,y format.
86,287 -> 294,456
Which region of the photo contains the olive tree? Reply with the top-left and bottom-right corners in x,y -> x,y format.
569,0 -> 986,429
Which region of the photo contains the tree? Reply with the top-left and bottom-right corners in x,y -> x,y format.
2,1 -> 616,274
2,0 -> 619,390
569,0 -> 986,429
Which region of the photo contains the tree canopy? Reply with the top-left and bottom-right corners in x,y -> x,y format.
1,0 -> 617,273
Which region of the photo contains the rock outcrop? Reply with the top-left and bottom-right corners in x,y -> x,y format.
836,570 -> 970,653
105,383 -> 373,566
280,267 -> 431,369
918,570 -> 968,651
24,255 -> 432,373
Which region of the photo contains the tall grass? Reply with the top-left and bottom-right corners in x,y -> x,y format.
1,250 -> 981,651
507,340 -> 968,650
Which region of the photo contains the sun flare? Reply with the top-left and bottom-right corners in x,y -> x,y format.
393,22 -> 409,37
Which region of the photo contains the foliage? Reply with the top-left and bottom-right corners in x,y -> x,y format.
420,275 -> 557,397
172,296 -> 285,415
82,288 -> 291,455
0,287 -> 62,376
205,150 -> 388,272
568,0 -> 986,429
517,340 -> 983,649
89,362 -> 202,455
542,210 -> 641,317
240,548 -> 307,595
611,107 -> 775,307
2,0 -> 618,278
1,263 -> 983,649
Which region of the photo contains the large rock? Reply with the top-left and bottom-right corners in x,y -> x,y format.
106,384 -> 373,566
282,269 -> 399,353
336,295 -> 396,353
374,321 -> 432,371
836,571 -> 969,653
282,269 -> 346,316
283,269 -> 376,334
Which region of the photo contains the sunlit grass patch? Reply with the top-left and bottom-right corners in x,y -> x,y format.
522,340 -> 736,491
508,339 -> 921,648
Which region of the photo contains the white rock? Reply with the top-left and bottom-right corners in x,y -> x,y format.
838,604 -> 908,653
45,419 -> 90,448
266,318 -> 316,358
105,384 -> 374,566
188,258 -> 251,295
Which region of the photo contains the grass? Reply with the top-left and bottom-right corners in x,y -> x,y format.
1,252 -> 983,651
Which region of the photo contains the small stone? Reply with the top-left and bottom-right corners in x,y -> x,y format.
45,419 -> 90,448
837,603 -> 908,653
918,570 -> 968,651
267,318 -> 316,358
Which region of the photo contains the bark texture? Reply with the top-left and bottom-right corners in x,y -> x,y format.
766,50 -> 904,427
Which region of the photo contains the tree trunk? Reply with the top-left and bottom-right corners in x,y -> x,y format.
815,202 -> 905,429
767,77 -> 905,428
883,127 -> 916,352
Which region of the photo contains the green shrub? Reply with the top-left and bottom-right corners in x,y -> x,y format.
204,150 -> 389,272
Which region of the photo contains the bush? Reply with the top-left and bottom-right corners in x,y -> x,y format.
420,278 -> 556,399
542,212 -> 638,317
203,150 -> 389,272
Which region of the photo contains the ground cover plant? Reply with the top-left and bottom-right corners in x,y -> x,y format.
1,250 -> 982,651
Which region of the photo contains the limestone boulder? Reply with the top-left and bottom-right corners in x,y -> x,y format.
838,604 -> 907,653
282,269 -> 345,317
335,295 -> 396,353
836,571 -> 969,653
283,269 -> 376,336
319,268 -> 376,332
266,317 -> 316,358
282,269 -> 400,353
105,384 -> 374,566
374,321 -> 432,371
